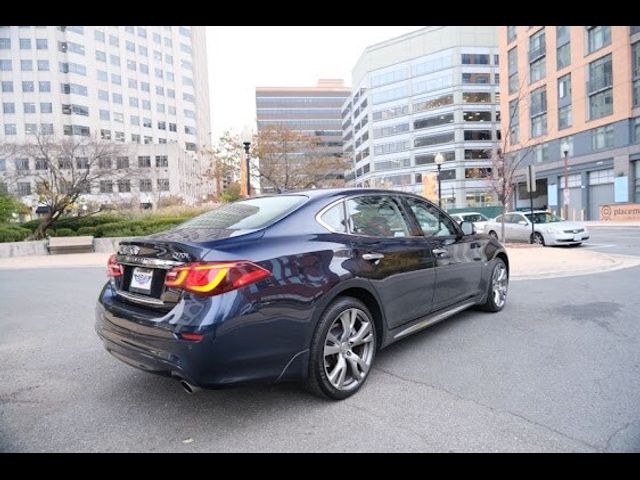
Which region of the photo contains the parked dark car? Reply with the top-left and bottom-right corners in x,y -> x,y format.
96,189 -> 509,400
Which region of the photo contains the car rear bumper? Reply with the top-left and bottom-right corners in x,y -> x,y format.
95,284 -> 309,388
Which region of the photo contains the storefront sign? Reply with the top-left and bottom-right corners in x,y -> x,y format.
600,203 -> 640,221
422,173 -> 438,204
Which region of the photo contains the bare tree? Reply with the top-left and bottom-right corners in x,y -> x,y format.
487,80 -> 539,241
202,131 -> 242,197
1,132 -> 128,239
251,124 -> 347,193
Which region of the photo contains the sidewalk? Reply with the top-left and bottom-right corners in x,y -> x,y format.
582,221 -> 640,228
506,245 -> 640,280
1,246 -> 639,281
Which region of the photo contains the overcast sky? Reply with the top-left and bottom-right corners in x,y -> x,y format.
206,26 -> 423,139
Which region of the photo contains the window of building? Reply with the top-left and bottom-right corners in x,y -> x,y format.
19,38 -> 31,49
461,53 -> 490,65
413,94 -> 453,113
558,73 -> 572,100
464,149 -> 491,160
529,86 -> 547,137
21,60 -> 33,71
588,54 -> 613,119
17,182 -> 31,196
507,26 -> 517,43
529,28 -> 546,62
155,156 -> 169,167
100,180 -> 113,193
415,151 -> 455,165
414,132 -> 456,148
462,92 -> 492,104
3,102 -> 15,114
587,26 -> 611,54
557,43 -> 571,70
588,169 -> 614,185
463,111 -> 492,122
1,81 -> 13,92
40,102 -> 53,114
15,158 -> 30,171
37,60 -> 49,71
4,124 -> 17,135
95,30 -> 105,42
39,81 -> 50,92
633,42 -> 640,107
22,81 -> 34,92
131,134 -> 141,143
137,156 -> 151,168
591,125 -> 614,150
464,130 -> 493,141
116,156 -> 130,169
139,179 -> 152,192
0,38 -> 10,49
100,129 -> 111,140
529,57 -> 546,83
462,73 -> 490,84
118,180 -> 131,193
23,102 -> 36,114
157,179 -> 170,191
635,160 -> 640,203
558,105 -> 572,130
0,59 -> 12,71
413,113 -> 454,130
508,47 -> 519,94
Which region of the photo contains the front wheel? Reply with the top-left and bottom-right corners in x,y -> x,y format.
305,297 -> 377,400
532,232 -> 545,246
479,258 -> 508,312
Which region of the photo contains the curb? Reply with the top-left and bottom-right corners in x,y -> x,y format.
511,254 -> 640,281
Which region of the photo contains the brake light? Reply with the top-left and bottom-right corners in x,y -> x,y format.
107,254 -> 123,278
165,261 -> 271,296
179,332 -> 204,342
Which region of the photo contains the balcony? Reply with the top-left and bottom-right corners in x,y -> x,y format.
587,72 -> 613,94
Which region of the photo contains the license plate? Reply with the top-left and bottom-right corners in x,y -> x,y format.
130,267 -> 153,294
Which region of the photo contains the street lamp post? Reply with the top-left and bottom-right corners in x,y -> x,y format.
434,152 -> 445,209
561,141 -> 570,220
242,141 -> 251,197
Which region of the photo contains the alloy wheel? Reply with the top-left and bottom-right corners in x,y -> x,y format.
323,308 -> 375,391
492,263 -> 508,308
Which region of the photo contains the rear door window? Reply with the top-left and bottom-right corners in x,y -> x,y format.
345,195 -> 411,237
176,195 -> 307,230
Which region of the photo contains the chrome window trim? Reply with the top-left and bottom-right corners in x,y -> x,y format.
315,192 -> 426,239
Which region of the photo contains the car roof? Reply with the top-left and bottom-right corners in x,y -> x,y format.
257,188 -> 431,202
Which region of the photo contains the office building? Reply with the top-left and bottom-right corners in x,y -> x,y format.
500,26 -> 640,220
255,79 -> 350,193
0,25 -> 211,207
342,26 -> 501,209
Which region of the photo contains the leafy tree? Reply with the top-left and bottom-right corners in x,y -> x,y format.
0,193 -> 28,223
2,132 -> 128,239
251,124 -> 347,193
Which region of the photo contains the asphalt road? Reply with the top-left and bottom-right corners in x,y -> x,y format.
581,226 -> 640,256
1,251 -> 639,452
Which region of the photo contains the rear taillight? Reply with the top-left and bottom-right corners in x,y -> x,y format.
107,254 -> 123,278
165,261 -> 271,296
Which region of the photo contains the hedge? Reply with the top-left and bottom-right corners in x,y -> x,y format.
0,225 -> 31,243
21,214 -> 123,233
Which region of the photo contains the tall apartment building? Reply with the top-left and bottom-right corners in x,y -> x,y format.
0,25 -> 211,207
342,26 -> 501,209
500,26 -> 640,220
255,79 -> 350,193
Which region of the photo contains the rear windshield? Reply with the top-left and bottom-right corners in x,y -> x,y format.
463,214 -> 488,222
176,195 -> 308,230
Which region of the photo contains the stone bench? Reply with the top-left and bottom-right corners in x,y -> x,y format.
47,236 -> 95,254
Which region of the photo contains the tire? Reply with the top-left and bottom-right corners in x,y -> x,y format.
532,232 -> 545,246
478,258 -> 509,312
488,230 -> 498,240
305,297 -> 377,400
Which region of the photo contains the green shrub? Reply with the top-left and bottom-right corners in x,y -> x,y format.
77,226 -> 97,236
50,228 -> 75,237
0,225 -> 31,243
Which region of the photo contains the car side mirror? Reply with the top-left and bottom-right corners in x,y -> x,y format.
518,220 -> 528,226
460,221 -> 476,236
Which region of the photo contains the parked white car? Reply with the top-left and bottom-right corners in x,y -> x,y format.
449,212 -> 490,233
484,210 -> 590,246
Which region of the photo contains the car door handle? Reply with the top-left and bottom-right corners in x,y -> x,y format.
432,248 -> 449,257
362,253 -> 385,262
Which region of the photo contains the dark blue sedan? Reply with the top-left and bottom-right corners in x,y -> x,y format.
96,188 -> 509,400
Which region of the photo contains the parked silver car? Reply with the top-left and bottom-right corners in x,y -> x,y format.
449,212 -> 489,234
484,210 -> 590,246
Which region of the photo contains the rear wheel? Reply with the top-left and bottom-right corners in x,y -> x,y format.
479,258 -> 508,312
305,297 -> 377,400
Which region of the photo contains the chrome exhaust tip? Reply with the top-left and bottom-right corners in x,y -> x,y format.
180,379 -> 201,394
